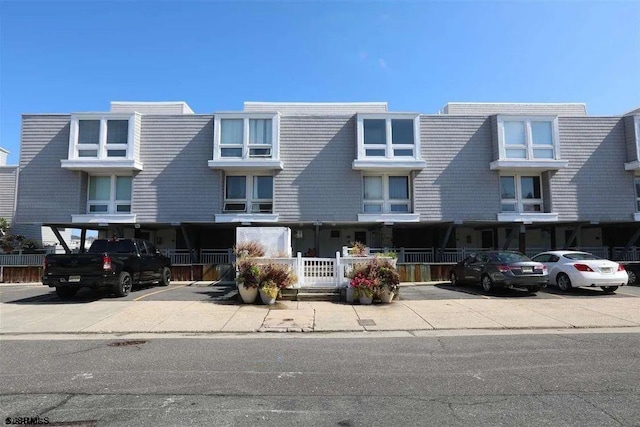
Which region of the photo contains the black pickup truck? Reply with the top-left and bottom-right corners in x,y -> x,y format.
42,238 -> 172,298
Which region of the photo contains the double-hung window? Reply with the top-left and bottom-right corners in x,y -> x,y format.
220,118 -> 273,158
500,174 -> 543,213
87,175 -> 132,214
213,114 -> 279,161
363,175 -> 411,214
74,117 -> 131,159
224,174 -> 274,214
354,114 -> 425,171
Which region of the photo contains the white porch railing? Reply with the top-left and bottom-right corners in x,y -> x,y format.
200,249 -> 233,264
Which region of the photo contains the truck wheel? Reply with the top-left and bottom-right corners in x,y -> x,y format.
56,287 -> 78,298
113,272 -> 132,297
160,267 -> 171,286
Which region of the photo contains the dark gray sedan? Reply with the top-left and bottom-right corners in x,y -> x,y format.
449,251 -> 549,294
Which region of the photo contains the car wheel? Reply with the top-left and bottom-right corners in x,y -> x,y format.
528,285 -> 541,294
627,270 -> 636,285
160,267 -> 171,286
449,272 -> 458,286
557,273 -> 572,292
481,275 -> 493,293
56,287 -> 78,298
113,272 -> 132,297
601,286 -> 618,294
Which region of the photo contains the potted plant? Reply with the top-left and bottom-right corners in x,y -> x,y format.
376,259 -> 400,303
234,241 -> 266,304
349,270 -> 379,305
258,263 -> 298,305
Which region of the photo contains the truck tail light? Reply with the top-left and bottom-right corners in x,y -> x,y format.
103,255 -> 112,271
43,257 -> 49,272
574,263 -> 594,272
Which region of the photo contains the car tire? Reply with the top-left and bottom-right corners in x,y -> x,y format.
601,286 -> 618,294
450,272 -> 458,286
528,285 -> 541,294
56,287 -> 78,298
160,267 -> 171,286
557,273 -> 572,292
627,270 -> 636,285
113,272 -> 132,297
481,275 -> 493,293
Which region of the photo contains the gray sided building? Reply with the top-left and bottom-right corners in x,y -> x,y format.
13,101 -> 640,259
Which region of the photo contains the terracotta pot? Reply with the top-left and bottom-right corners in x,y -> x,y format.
237,284 -> 258,303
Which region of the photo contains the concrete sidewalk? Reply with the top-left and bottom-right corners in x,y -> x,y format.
1,283 -> 639,334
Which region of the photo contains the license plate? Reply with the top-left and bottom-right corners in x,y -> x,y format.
601,268 -> 612,273
69,275 -> 81,282
521,267 -> 533,273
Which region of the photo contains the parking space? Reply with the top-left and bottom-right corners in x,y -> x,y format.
1,281 -> 639,305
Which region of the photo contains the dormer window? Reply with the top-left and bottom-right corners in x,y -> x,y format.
491,115 -> 567,171
353,114 -> 426,171
63,114 -> 142,172
210,113 -> 282,170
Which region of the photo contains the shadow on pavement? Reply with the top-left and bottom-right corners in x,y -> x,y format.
435,283 -> 539,298
542,286 -> 624,297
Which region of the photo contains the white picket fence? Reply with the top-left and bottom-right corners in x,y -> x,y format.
250,252 -> 393,288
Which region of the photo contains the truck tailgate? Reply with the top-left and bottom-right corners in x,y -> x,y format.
44,254 -> 106,276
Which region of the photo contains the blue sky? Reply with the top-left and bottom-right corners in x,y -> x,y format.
1,0 -> 639,165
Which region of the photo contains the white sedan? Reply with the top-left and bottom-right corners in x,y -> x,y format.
531,251 -> 628,293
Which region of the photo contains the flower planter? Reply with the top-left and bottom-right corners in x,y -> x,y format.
346,287 -> 355,303
259,288 -> 277,305
238,285 -> 259,304
378,288 -> 395,303
359,294 -> 373,305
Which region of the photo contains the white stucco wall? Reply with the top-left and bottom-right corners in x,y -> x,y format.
237,227 -> 292,257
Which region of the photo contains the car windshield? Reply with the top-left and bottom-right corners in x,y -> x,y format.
493,252 -> 531,263
563,252 -> 601,261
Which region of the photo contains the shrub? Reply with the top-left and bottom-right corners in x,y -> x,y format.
348,257 -> 399,297
260,263 -> 298,290
235,257 -> 261,289
234,241 -> 265,258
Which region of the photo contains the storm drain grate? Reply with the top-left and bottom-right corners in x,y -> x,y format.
358,319 -> 376,326
107,340 -> 147,347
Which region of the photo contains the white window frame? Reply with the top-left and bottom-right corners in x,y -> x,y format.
497,115 -> 560,161
223,174 -> 274,214
499,174 -> 544,214
69,114 -> 136,161
213,113 -> 280,162
86,174 -> 133,215
356,114 -> 421,160
362,174 -> 412,214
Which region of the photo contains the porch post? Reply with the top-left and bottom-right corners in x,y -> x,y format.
335,251 -> 341,287
180,225 -> 196,263
50,226 -> 71,254
503,225 -> 519,250
563,224 -> 582,249
438,225 -> 454,262
313,221 -> 321,257
297,252 -> 304,287
80,228 -> 87,253
518,224 -> 526,254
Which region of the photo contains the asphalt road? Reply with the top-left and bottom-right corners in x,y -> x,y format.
2,281 -> 640,304
1,333 -> 639,426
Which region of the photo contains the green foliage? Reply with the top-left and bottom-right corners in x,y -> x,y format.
260,263 -> 298,290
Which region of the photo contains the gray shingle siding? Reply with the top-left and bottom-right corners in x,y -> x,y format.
552,117 -> 633,221
134,115 -> 218,223
442,103 -> 587,116
277,115 -> 361,222
16,115 -> 81,224
0,166 -> 18,222
244,102 -> 388,115
624,115 -> 638,162
416,116 -> 498,221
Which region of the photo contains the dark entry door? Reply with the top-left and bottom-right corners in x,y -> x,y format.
481,230 -> 494,249
354,231 -> 367,245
